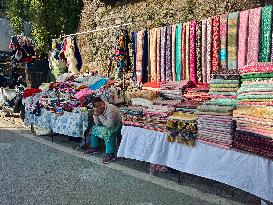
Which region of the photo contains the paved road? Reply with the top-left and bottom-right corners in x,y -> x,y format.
0,117 -> 261,205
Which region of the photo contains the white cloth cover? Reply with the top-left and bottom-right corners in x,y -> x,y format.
117,126 -> 273,203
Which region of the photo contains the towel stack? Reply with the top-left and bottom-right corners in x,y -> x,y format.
233,63 -> 273,159
197,76 -> 240,149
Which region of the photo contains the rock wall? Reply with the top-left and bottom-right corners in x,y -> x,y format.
77,0 -> 267,75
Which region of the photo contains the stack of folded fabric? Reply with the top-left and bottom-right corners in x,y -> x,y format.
197,76 -> 240,149
160,81 -> 192,100
233,63 -> 273,159
183,83 -> 210,103
175,101 -> 202,114
120,105 -> 146,128
166,112 -> 198,146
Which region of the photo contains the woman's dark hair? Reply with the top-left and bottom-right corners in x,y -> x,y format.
92,97 -> 103,105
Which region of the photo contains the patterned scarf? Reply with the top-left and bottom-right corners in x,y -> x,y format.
206,18 -> 212,82
212,16 -> 220,73
185,22 -> 190,81
247,7 -> 262,65
227,12 -> 239,70
141,30 -> 149,83
259,5 -> 272,62
149,28 -> 158,82
189,21 -> 197,84
132,32 -> 137,81
175,24 -> 182,81
160,27 -> 167,82
182,23 -> 187,80
136,30 -> 144,82
201,20 -> 207,83
156,28 -> 161,82
166,26 -> 173,81
195,21 -> 202,83
238,10 -> 249,71
220,14 -> 228,71
172,25 -> 177,81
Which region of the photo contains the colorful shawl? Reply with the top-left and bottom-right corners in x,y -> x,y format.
132,32 -> 137,81
247,7 -> 262,65
166,26 -> 172,81
201,20 -> 207,83
220,14 -> 228,71
258,5 -> 273,62
175,24 -> 182,81
227,12 -> 239,70
195,21 -> 202,83
142,30 -> 149,83
212,16 -> 220,72
156,28 -> 161,82
172,25 -> 177,81
185,22 -> 190,80
190,21 -> 197,84
206,18 -> 212,82
182,23 -> 187,80
160,27 -> 167,82
149,28 -> 157,82
136,30 -> 144,82
238,10 -> 249,71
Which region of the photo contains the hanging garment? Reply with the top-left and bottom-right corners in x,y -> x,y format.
227,12 -> 239,70
220,14 -> 228,71
172,25 -> 177,81
189,21 -> 197,84
136,30 -> 144,82
212,15 -> 220,72
142,30 -> 149,83
156,29 -> 161,82
259,5 -> 273,62
74,39 -> 82,70
166,26 -> 172,81
247,7 -> 262,65
63,36 -> 79,74
195,21 -> 202,83
160,27 -> 167,82
238,10 -> 249,71
132,32 -> 137,81
149,28 -> 158,82
206,18 -> 212,82
185,22 -> 190,81
201,20 -> 207,83
182,23 -> 187,80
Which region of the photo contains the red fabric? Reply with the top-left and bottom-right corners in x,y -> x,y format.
212,16 -> 220,72
240,63 -> 273,74
23,88 -> 42,98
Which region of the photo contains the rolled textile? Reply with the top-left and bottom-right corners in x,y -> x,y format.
185,22 -> 190,80
172,25 -> 177,81
258,5 -> 273,62
201,20 -> 207,83
220,14 -> 228,71
189,21 -> 197,84
212,15 -> 220,72
182,23 -> 187,80
247,7 -> 262,65
142,30 -> 149,83
166,26 -> 173,81
206,18 -> 212,82
156,28 -> 161,82
227,12 -> 239,70
160,27 -> 167,82
175,24 -> 182,81
195,21 -> 202,83
149,28 -> 157,82
136,30 -> 144,82
132,32 -> 137,81
238,10 -> 249,71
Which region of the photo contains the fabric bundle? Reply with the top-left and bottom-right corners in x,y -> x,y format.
189,21 -> 197,84
160,81 -> 192,100
212,16 -> 220,73
183,83 -> 210,103
149,28 -> 158,82
176,24 -> 182,81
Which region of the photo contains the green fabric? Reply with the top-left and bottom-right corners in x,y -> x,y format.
175,24 -> 182,81
197,104 -> 235,113
242,72 -> 273,80
209,92 -> 237,96
205,99 -> 238,107
210,84 -> 239,88
210,79 -> 239,84
91,134 -> 116,154
258,5 -> 273,62
210,87 -> 238,92
238,94 -> 273,100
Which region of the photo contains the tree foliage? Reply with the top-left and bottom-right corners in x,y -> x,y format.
5,0 -> 83,52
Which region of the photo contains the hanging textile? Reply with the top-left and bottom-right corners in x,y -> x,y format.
227,12 -> 239,70
212,15 -> 220,72
132,32 -> 137,81
201,20 -> 207,83
160,27 -> 167,82
176,24 -> 182,81
238,10 -> 249,71
195,21 -> 202,83
247,7 -> 262,65
166,26 -> 172,81
220,14 -> 228,71
206,18 -> 212,82
136,30 -> 144,82
182,23 -> 187,80
189,21 -> 197,84
149,28 -> 158,82
74,39 -> 83,71
63,37 -> 79,74
156,29 -> 161,82
258,5 -> 273,62
171,25 -> 177,81
142,30 -> 149,83
185,22 -> 190,81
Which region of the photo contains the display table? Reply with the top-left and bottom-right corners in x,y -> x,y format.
117,126 -> 273,203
